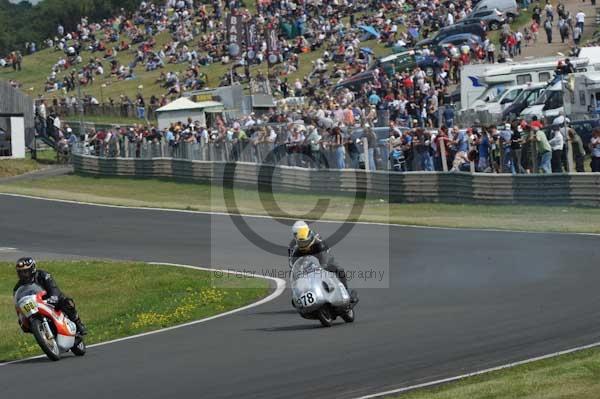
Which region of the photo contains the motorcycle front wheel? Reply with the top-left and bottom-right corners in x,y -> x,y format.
31,318 -> 60,361
317,307 -> 334,327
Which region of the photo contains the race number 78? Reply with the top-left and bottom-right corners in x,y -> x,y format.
299,292 -> 315,307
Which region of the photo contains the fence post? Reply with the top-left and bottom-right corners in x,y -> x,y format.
469,140 -> 475,173
387,140 -> 392,171
566,139 -> 574,173
362,137 -> 370,172
531,136 -> 538,173
440,139 -> 448,172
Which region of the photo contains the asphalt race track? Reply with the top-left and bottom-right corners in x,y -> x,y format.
1,195 -> 600,398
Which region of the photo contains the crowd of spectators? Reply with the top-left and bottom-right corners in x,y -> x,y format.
68,107 -> 599,174
8,0 -> 534,97
16,0 -> 600,173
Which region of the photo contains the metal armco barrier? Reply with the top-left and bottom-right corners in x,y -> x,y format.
71,153 -> 600,206
74,140 -> 366,170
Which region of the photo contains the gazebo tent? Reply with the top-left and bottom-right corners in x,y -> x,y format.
156,97 -> 224,129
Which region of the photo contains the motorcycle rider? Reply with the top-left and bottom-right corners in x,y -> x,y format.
14,257 -> 87,335
289,222 -> 358,304
288,220 -> 308,261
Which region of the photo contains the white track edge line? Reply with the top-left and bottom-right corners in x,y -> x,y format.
0,192 -> 597,237
0,262 -> 286,367
354,340 -> 600,399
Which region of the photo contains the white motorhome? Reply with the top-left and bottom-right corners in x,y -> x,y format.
460,54 -> 600,110
563,72 -> 600,118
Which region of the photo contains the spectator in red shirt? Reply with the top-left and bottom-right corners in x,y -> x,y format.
403,74 -> 414,98
530,116 -> 544,130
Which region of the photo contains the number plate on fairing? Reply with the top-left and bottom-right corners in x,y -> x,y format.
19,299 -> 38,316
298,292 -> 316,307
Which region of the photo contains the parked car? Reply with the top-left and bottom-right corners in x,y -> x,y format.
333,49 -> 445,91
473,0 -> 519,21
378,50 -> 444,77
435,22 -> 486,41
456,9 -> 507,30
416,33 -> 484,51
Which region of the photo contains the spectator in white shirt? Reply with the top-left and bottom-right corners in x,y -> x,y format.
549,128 -> 564,173
576,10 -> 586,32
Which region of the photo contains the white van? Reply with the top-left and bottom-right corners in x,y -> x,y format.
501,82 -> 548,120
520,81 -> 563,121
473,83 -> 534,114
460,55 -> 599,110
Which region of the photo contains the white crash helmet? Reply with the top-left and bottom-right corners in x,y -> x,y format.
292,220 -> 308,237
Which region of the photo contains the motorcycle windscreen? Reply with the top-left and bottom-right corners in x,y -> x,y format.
14,283 -> 44,301
291,256 -> 322,281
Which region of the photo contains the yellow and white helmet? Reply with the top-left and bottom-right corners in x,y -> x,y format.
293,221 -> 316,250
292,220 -> 308,236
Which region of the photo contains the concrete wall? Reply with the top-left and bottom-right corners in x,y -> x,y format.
72,154 -> 600,206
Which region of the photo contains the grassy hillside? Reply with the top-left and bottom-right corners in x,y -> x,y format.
0,3 -> 535,105
0,14 -> 390,103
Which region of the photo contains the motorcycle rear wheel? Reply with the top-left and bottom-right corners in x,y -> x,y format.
31,318 -> 60,361
317,307 -> 334,327
341,308 -> 355,323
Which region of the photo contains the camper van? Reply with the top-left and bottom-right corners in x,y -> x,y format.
472,83 -> 539,114
501,83 -> 547,120
520,81 -> 563,121
460,55 -> 600,110
520,72 -> 600,123
563,72 -> 600,118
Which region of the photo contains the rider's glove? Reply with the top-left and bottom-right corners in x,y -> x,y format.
46,296 -> 59,306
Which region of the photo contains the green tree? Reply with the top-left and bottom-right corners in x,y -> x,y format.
0,0 -> 144,57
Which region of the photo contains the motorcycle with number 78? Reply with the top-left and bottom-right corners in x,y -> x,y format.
290,256 -> 356,327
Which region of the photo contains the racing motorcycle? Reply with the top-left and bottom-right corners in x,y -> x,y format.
14,283 -> 86,361
290,256 -> 356,327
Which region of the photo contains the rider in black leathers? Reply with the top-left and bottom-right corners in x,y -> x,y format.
14,257 -> 87,335
289,222 -> 358,303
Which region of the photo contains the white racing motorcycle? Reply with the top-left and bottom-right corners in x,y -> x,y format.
14,283 -> 86,361
290,256 -> 356,327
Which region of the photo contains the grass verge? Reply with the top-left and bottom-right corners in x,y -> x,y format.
1,174 -> 600,233
393,346 -> 600,399
0,260 -> 270,361
0,158 -> 42,178
0,149 -> 60,179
